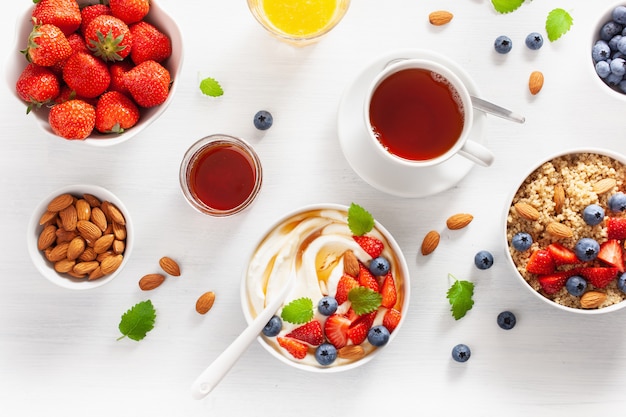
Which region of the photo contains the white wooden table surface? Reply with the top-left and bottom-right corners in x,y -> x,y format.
1,1 -> 625,416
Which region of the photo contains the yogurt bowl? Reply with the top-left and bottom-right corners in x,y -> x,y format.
504,148 -> 626,314
241,204 -> 410,371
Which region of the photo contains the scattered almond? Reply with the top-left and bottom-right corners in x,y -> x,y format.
514,202 -> 540,221
428,10 -> 453,26
421,230 -> 440,256
592,178 -> 617,195
546,222 -> 574,239
446,213 -> 474,230
528,71 -> 544,95
343,250 -> 360,277
553,184 -> 565,214
196,291 -> 216,314
580,291 -> 607,309
159,256 -> 181,276
337,345 -> 366,360
139,273 -> 166,291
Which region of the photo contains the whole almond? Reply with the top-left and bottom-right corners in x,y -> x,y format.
83,193 -> 101,207
66,236 -> 86,260
139,273 -> 166,291
428,10 -> 453,26
78,247 -> 97,262
47,193 -> 74,212
159,256 -> 181,276
554,184 -> 565,214
77,220 -> 102,242
446,213 -> 474,230
546,222 -> 574,239
112,239 -> 125,254
88,266 -> 105,280
592,178 -> 617,195
196,291 -> 216,314
337,345 -> 366,360
514,202 -> 540,221
343,250 -> 360,277
47,242 -> 70,262
90,207 -> 108,232
55,228 -> 77,244
54,259 -> 76,274
73,260 -> 99,275
100,254 -> 123,275
529,71 -> 544,95
38,224 -> 57,251
75,199 -> 91,221
106,203 -> 126,226
421,230 -> 440,256
93,234 -> 115,254
59,204 -> 78,231
39,210 -> 58,226
112,221 -> 127,240
580,291 -> 607,309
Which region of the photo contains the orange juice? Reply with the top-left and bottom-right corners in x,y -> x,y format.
262,0 -> 339,37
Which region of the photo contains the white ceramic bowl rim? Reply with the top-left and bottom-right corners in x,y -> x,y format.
503,147 -> 626,314
239,203 -> 411,371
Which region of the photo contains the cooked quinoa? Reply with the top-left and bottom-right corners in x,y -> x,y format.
506,152 -> 626,309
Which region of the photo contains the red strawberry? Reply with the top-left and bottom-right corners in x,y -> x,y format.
110,0 -> 150,24
124,60 -> 171,108
579,267 -> 619,288
108,60 -> 134,95
51,32 -> 89,74
382,308 -> 401,333
597,239 -> 625,272
546,243 -> 578,266
323,314 -> 350,349
23,23 -> 73,67
129,21 -> 172,64
95,91 -> 140,134
62,51 -> 111,98
32,0 -> 81,36
277,337 -> 308,359
537,271 -> 575,295
353,235 -> 384,258
80,4 -> 112,35
347,312 -> 376,345
525,249 -> 555,275
48,99 -> 96,140
607,217 -> 626,240
358,262 -> 379,292
84,15 -> 133,62
335,274 -> 359,305
285,320 -> 324,346
54,85 -> 97,107
380,273 -> 397,309
15,63 -> 60,112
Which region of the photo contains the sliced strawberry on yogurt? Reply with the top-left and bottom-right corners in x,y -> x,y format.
286,320 -> 324,346
335,274 -> 359,305
358,262 -> 379,292
323,314 -> 351,349
383,308 -> 402,333
277,337 -> 308,359
353,235 -> 384,258
380,273 -> 397,309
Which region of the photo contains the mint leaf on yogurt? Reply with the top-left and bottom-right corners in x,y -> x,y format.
281,297 -> 314,324
348,203 -> 374,236
348,287 -> 382,315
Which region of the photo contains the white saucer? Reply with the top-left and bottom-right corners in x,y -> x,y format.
337,49 -> 487,198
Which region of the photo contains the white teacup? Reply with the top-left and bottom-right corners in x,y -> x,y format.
364,59 -> 494,167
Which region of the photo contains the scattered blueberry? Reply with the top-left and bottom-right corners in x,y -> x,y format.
565,275 -> 587,297
262,315 -> 282,337
618,273 -> 626,293
474,250 -> 494,270
601,21 -> 624,41
525,32 -> 543,50
315,343 -> 337,366
451,344 -> 471,363
253,110 -> 273,130
497,311 -> 516,330
608,192 -> 626,212
592,40 -> 611,62
369,256 -> 390,276
494,35 -> 512,54
512,232 -> 533,251
574,238 -> 600,262
367,325 -> 390,347
317,296 -> 338,316
582,204 -> 605,225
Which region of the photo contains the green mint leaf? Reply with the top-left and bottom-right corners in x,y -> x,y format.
348,203 -> 374,236
199,77 -> 224,97
117,300 -> 156,341
546,8 -> 573,42
446,278 -> 474,320
491,0 -> 525,14
348,287 -> 382,315
281,297 -> 314,324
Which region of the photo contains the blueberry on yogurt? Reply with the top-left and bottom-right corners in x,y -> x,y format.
262,315 -> 282,337
315,343 -> 337,366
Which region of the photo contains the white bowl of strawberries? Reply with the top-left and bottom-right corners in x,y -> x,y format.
9,0 -> 183,146
504,148 -> 626,314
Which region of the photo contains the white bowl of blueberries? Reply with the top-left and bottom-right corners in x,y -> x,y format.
591,3 -> 626,96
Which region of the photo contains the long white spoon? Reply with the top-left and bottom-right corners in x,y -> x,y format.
190,277 -> 294,399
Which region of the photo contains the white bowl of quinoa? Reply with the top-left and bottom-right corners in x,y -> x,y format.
504,148 -> 626,314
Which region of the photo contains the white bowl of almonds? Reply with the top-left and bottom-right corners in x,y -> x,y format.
28,184 -> 133,290
504,148 -> 626,314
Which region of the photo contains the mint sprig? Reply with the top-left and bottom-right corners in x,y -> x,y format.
348,287 -> 382,315
348,203 -> 374,236
281,297 -> 314,324
446,275 -> 474,320
545,8 -> 573,42
117,300 -> 156,341
199,76 -> 224,97
491,0 -> 525,14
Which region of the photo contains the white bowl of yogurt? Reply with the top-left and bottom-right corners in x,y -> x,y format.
241,203 -> 410,371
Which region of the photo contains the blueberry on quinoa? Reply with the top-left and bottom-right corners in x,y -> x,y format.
575,238 -> 600,262
583,204 -> 605,225
608,192 -> 626,212
512,232 -> 533,251
565,275 -> 587,297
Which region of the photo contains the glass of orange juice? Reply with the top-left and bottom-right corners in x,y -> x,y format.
247,0 -> 350,46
